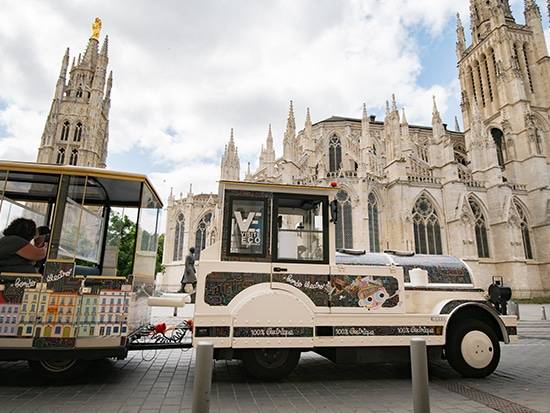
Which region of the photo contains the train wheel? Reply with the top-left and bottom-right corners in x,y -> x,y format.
446,319 -> 500,378
241,348 -> 300,380
28,359 -> 88,381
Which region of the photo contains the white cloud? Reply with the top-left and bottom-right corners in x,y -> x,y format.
0,0 -> 486,202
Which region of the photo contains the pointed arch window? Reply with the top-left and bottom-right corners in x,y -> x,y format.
535,128 -> 544,155
73,122 -> 83,142
335,190 -> 353,249
523,44 -> 534,93
56,148 -> 65,165
367,193 -> 380,252
76,86 -> 83,98
468,197 -> 490,258
195,212 -> 212,259
173,213 -> 185,261
514,199 -> 533,260
69,149 -> 78,166
491,128 -> 506,169
412,195 -> 443,255
61,121 -> 70,141
329,135 -> 342,173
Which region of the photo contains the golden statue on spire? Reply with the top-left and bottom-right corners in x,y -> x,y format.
91,17 -> 102,40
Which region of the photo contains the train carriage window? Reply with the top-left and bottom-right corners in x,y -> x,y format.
229,198 -> 266,256
273,194 -> 328,263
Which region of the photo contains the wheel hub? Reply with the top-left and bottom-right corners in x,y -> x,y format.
461,330 -> 493,369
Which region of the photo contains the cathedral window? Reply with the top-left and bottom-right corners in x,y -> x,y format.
73,122 -> 83,142
453,144 -> 468,166
56,148 -> 65,165
535,128 -> 544,155
328,135 -> 342,173
523,44 -> 534,93
367,193 -> 380,253
76,85 -> 83,98
335,190 -> 353,249
195,212 -> 212,259
476,61 -> 486,107
514,199 -> 533,260
491,128 -> 506,169
412,195 -> 442,255
469,66 -> 478,104
468,197 -> 490,258
69,149 -> 78,166
482,55 -> 494,102
61,121 -> 70,141
173,213 -> 185,261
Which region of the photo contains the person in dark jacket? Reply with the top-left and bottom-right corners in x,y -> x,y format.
0,218 -> 47,273
180,247 -> 197,294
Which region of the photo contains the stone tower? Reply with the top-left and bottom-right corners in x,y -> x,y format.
37,18 -> 111,168
457,0 -> 550,288
220,128 -> 240,180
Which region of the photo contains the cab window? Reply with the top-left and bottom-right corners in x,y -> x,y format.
228,198 -> 267,257
273,194 -> 328,263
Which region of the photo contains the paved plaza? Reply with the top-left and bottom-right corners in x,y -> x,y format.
0,305 -> 549,413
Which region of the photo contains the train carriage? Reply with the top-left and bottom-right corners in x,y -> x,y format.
0,161 -> 162,379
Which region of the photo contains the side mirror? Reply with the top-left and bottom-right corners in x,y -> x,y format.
330,200 -> 338,223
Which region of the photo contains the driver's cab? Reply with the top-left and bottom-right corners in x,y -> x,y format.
198,181 -> 336,285
194,181 -> 405,347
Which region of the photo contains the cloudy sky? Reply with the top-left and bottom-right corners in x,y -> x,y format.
0,0 -> 547,200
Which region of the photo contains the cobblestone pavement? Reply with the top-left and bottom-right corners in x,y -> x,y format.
0,311 -> 549,413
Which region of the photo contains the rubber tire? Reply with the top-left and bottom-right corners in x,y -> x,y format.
446,319 -> 500,378
28,359 -> 89,382
241,348 -> 300,380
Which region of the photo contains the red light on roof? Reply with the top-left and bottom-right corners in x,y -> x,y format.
330,182 -> 338,188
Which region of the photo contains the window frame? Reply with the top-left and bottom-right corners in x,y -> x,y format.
223,194 -> 270,260
271,192 -> 329,265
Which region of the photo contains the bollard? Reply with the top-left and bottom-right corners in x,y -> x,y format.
509,301 -> 520,320
543,306 -> 547,321
192,341 -> 214,413
410,338 -> 431,413
173,307 -> 178,317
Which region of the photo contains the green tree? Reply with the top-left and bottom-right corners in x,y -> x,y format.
156,233 -> 165,275
107,212 -> 137,277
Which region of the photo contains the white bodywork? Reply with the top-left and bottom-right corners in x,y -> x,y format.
192,181 -> 518,352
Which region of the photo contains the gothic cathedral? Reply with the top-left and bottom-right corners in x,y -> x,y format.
37,19 -> 111,168
162,0 -> 550,297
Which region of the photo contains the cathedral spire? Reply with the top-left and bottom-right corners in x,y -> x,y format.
401,107 -> 408,125
266,123 -> 273,150
455,116 -> 461,132
456,13 -> 466,60
100,35 -> 109,57
59,48 -> 70,79
391,94 -> 398,112
221,128 -> 240,181
283,100 -> 296,161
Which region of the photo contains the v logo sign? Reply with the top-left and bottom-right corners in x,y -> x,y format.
234,211 -> 257,232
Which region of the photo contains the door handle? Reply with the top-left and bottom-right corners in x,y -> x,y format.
273,267 -> 288,272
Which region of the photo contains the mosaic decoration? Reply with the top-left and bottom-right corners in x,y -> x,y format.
233,326 -> 314,338
390,255 -> 472,284
272,273 -> 330,307
0,266 -> 131,347
0,274 -> 41,338
330,275 -> 400,309
439,300 -> 489,314
316,325 -> 443,337
194,326 -> 231,337
204,272 -> 270,306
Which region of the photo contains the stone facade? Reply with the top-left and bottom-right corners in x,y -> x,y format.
37,27 -> 111,168
161,0 -> 550,297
